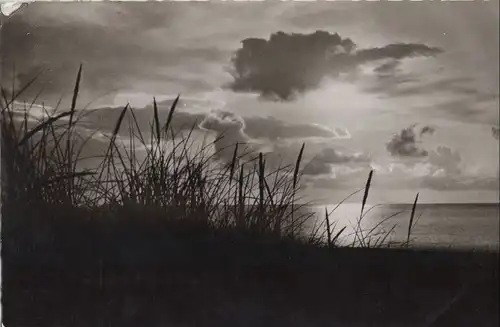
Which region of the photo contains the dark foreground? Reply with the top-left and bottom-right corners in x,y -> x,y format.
2,228 -> 498,327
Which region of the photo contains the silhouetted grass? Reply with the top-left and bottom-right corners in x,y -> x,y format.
2,67 -> 498,327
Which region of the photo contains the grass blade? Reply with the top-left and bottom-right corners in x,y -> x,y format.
18,111 -> 72,146
229,142 -> 239,182
332,226 -> 347,246
153,97 -> 161,142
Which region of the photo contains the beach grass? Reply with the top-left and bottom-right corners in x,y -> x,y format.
1,67 -> 498,327
1,66 -> 402,253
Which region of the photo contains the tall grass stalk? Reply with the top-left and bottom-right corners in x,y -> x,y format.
355,169 -> 374,247
325,207 -> 332,248
407,192 -> 419,247
290,143 -> 305,238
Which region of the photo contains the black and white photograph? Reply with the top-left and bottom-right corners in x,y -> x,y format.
1,1 -> 499,326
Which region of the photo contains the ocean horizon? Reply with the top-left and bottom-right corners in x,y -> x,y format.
304,202 -> 499,250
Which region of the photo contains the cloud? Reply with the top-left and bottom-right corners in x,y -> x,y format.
242,116 -> 338,140
228,30 -> 442,100
7,101 -> 116,171
417,146 -> 496,191
373,60 -> 400,75
420,125 -> 435,137
1,4 -> 229,105
413,96 -> 500,125
386,124 -> 434,158
199,110 -> 254,161
78,102 -> 206,139
421,175 -> 499,191
383,77 -> 478,98
76,98 -> 346,165
384,145 -> 498,191
303,147 -> 371,176
198,110 -> 349,163
427,146 -> 462,176
356,57 -> 498,124
354,43 -> 442,62
303,144 -> 497,197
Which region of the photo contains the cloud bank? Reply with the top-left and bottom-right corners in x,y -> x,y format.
75,100 -> 346,164
303,148 -> 371,176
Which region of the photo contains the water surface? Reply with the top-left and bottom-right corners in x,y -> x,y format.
306,203 -> 499,250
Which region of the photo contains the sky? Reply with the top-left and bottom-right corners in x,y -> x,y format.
1,1 -> 499,204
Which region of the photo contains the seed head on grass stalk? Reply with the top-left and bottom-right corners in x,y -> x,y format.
353,169 -> 374,247
290,143 -> 305,238
407,192 -> 419,248
293,143 -> 305,191
96,104 -> 129,189
66,64 -> 83,203
325,207 -> 332,248
163,94 -> 180,135
153,97 -> 161,144
258,152 -> 266,231
237,163 -> 245,228
360,169 -> 373,217
229,142 -> 239,182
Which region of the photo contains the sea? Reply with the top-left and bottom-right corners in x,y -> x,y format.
304,203 -> 500,250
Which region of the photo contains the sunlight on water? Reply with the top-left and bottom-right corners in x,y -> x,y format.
304,203 -> 398,247
305,203 -> 500,250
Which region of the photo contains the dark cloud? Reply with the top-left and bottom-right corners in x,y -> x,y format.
355,43 -> 442,61
302,161 -> 332,176
303,147 -> 371,176
228,30 -> 442,100
373,60 -> 401,75
386,124 -> 434,158
361,67 -> 499,124
420,125 -> 435,137
383,77 -> 477,98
